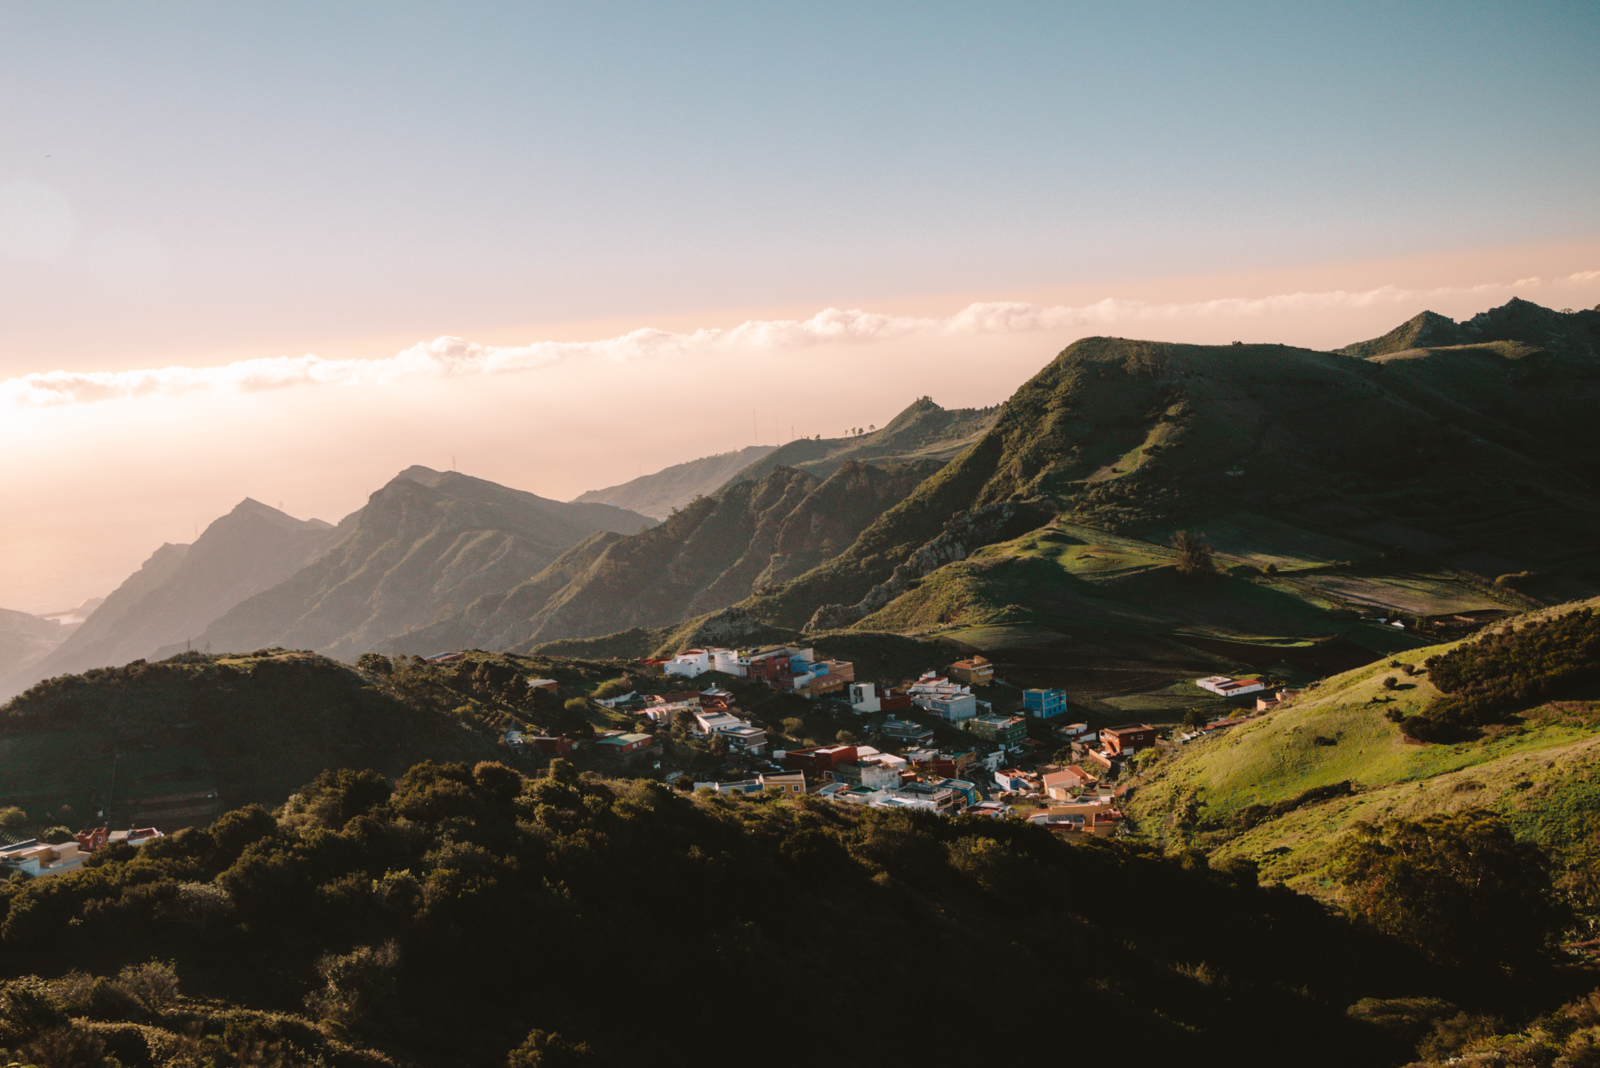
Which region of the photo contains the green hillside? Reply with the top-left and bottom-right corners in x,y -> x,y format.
1123,598 -> 1600,903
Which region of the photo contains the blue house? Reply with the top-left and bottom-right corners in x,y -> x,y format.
1023,688 -> 1068,718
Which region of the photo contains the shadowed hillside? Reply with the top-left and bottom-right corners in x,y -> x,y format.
381,459 -> 941,655
178,468 -> 654,663
572,443 -> 777,517
733,302 -> 1600,676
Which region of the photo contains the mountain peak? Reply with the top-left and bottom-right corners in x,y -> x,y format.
219,498 -> 331,532
395,464 -> 448,486
230,497 -> 284,518
1338,309 -> 1462,357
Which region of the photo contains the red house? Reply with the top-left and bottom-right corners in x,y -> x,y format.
878,688 -> 914,713
783,744 -> 859,778
1101,723 -> 1157,756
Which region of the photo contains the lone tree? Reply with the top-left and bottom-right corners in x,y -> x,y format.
1170,530 -> 1217,577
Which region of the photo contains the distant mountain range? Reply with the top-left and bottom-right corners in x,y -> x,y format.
0,468 -> 654,699
380,458 -> 941,654
573,444 -> 777,517
570,396 -> 997,517
163,466 -> 654,664
5,299 -> 1598,707
23,499 -> 337,686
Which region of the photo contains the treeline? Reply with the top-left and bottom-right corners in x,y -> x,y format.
0,760 -> 1509,1067
1401,608 -> 1600,742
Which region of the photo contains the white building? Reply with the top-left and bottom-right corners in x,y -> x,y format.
1196,676 -> 1265,698
848,681 -> 881,715
693,709 -> 744,735
666,649 -> 712,678
907,673 -> 978,722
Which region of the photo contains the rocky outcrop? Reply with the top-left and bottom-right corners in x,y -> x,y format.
663,605 -> 794,654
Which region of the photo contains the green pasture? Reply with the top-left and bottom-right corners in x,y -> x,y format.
1125,602 -> 1600,901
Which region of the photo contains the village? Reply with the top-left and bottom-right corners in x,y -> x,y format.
502,644 -> 1296,838
0,640 -> 1298,880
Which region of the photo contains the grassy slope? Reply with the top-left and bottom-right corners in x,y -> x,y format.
1124,597 -> 1600,900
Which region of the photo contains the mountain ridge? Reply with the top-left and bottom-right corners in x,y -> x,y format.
378,458 -> 942,655
176,467 -> 655,662
572,444 -> 777,517
3,500 -> 337,699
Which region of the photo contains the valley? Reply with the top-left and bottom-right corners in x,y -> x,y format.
4,299 -> 1600,1067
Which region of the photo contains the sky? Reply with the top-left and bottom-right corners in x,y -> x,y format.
3,1 -> 1600,615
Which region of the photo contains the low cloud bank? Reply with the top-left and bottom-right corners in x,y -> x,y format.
5,271 -> 1596,408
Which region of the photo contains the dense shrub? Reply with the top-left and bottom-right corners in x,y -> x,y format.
1402,608 -> 1600,742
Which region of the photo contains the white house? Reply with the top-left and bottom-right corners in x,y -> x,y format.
848,681 -> 881,715
666,649 -> 712,678
1196,676 -> 1265,698
907,672 -> 978,722
693,709 -> 744,735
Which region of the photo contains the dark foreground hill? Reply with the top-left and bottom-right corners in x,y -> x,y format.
0,651 -> 506,824
5,757 -> 1567,1068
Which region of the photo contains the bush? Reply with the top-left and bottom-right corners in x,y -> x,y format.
304,941 -> 399,1029
113,960 -> 180,1014
1403,607 -> 1600,742
1336,809 -> 1564,967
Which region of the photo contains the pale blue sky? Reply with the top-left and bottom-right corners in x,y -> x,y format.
3,1 -> 1597,370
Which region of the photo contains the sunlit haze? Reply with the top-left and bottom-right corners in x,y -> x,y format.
3,2 -> 1598,614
